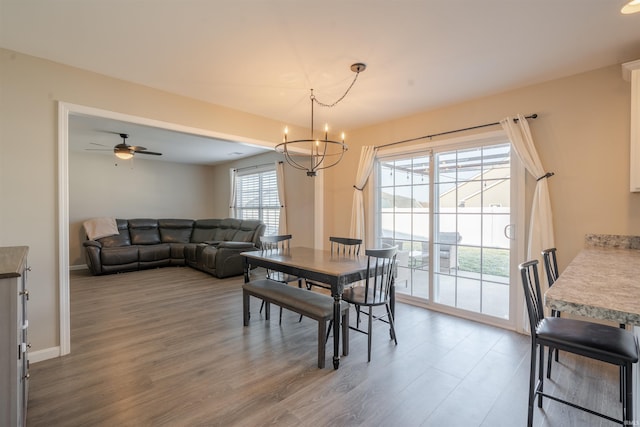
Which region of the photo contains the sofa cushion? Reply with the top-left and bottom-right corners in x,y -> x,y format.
139,244 -> 171,262
233,229 -> 254,242
214,218 -> 243,241
97,219 -> 131,248
159,219 -> 194,243
129,219 -> 161,245
101,246 -> 138,265
167,243 -> 188,265
191,219 -> 221,243
200,245 -> 219,269
183,243 -> 199,265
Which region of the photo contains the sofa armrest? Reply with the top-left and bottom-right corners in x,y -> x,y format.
83,240 -> 102,248
217,241 -> 256,250
84,243 -> 103,275
214,243 -> 257,278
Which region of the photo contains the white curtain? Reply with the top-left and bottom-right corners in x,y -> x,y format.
501,114 -> 555,312
229,168 -> 238,218
275,161 -> 288,234
349,146 -> 377,249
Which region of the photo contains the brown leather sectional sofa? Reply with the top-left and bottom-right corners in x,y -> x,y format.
83,218 -> 265,278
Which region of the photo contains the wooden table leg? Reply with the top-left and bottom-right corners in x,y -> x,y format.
333,294 -> 341,369
243,257 -> 250,283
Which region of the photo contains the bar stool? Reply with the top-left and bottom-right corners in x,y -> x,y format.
520,259 -> 638,426
543,247 -> 627,403
542,248 -> 561,376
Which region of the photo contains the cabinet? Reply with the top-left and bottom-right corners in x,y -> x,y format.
623,59 -> 640,191
0,246 -> 30,427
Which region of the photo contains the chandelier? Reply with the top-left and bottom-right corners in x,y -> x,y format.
275,63 -> 366,176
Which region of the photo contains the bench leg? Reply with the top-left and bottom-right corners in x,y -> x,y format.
243,291 -> 250,326
318,319 -> 326,369
265,301 -> 270,321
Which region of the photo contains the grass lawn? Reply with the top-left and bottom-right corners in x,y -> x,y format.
457,246 -> 509,277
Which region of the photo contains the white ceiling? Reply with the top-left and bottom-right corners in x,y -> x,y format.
67,114 -> 270,165
2,0 -> 640,164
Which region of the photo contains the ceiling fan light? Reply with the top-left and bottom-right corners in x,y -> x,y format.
115,149 -> 133,160
622,0 -> 640,14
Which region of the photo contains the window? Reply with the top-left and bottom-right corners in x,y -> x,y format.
235,168 -> 280,236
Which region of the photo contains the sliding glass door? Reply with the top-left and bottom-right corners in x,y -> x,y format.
375,138 -> 521,325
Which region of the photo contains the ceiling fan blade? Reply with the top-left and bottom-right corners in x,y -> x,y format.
85,148 -> 111,151
135,150 -> 162,156
89,142 -> 109,147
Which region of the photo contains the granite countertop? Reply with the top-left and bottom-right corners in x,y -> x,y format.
0,246 -> 29,279
545,239 -> 640,326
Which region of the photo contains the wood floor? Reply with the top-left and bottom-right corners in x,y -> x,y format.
27,267 -> 623,426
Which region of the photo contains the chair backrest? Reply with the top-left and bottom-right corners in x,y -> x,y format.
519,260 -> 545,333
260,234 -> 292,251
329,236 -> 362,256
362,247 -> 398,302
260,235 -> 294,282
542,247 -> 559,286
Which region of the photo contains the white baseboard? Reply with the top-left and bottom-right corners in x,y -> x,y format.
69,264 -> 88,271
29,346 -> 61,363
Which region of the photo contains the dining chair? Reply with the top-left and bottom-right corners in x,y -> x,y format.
306,237 -> 362,291
342,246 -> 398,362
259,234 -> 303,323
330,236 -> 362,256
519,259 -> 638,426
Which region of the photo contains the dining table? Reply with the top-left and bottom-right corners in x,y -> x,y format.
544,234 -> 640,419
242,246 -> 392,369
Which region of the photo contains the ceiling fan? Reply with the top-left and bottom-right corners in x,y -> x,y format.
88,133 -> 162,160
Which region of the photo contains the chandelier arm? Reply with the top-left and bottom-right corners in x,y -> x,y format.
290,157 -> 314,171
280,145 -> 312,171
307,148 -> 325,174
284,153 -> 311,172
315,148 -> 347,171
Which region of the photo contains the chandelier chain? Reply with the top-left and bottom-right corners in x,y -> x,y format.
311,71 -> 361,108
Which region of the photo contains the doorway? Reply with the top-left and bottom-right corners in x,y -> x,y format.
57,102 -> 276,355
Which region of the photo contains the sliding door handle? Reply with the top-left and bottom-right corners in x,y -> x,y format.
504,224 -> 515,240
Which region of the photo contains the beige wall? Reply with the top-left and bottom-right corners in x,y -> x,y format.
0,49 -> 314,355
3,45 -> 640,358
325,63 -> 640,275
69,151 -> 218,266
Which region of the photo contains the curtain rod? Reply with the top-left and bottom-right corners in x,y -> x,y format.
375,113 -> 538,149
233,161 -> 283,172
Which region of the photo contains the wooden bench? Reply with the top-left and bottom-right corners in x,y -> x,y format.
242,278 -> 349,368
